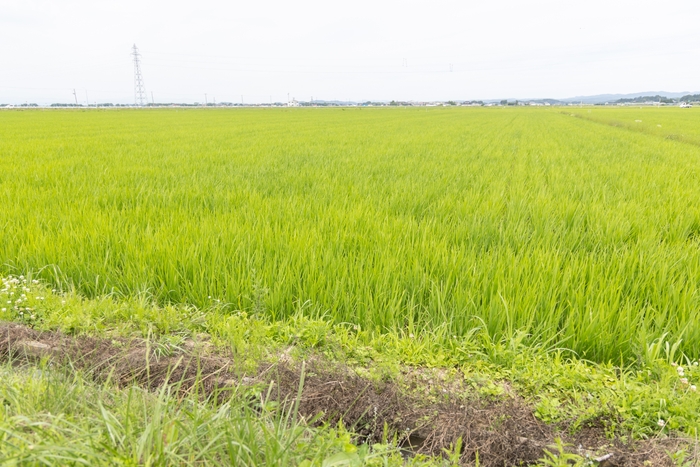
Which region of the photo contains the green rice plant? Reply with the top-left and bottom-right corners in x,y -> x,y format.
1,107 -> 700,362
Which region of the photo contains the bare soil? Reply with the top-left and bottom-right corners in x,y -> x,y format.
0,322 -> 691,466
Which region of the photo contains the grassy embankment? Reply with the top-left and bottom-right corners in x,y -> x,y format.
1,275 -> 699,465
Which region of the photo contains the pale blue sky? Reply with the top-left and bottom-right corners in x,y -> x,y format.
1,0 -> 699,104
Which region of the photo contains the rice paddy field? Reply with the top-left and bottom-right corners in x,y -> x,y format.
1,107 -> 700,362
3,106 -> 700,465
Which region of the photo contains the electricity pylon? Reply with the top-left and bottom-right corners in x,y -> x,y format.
131,44 -> 146,106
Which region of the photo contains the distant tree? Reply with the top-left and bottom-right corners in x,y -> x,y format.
500,100 -> 507,106
614,95 -> 676,104
680,94 -> 700,102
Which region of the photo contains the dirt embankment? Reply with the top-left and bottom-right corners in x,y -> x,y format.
0,322 -> 689,466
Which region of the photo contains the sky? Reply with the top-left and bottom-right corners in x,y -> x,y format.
1,0 -> 700,104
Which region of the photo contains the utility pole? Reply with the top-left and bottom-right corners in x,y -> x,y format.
72,89 -> 78,106
131,44 -> 147,106
204,93 -> 208,106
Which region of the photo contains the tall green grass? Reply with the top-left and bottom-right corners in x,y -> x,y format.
1,107 -> 700,361
0,362 -> 406,466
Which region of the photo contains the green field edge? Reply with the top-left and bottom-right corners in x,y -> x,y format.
3,274 -> 700,441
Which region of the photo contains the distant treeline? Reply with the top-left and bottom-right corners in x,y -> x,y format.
612,94 -> 700,104
613,95 -> 676,104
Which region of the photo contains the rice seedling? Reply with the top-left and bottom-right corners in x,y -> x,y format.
1,107 -> 699,362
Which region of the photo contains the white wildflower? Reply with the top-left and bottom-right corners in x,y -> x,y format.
657,419 -> 666,427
